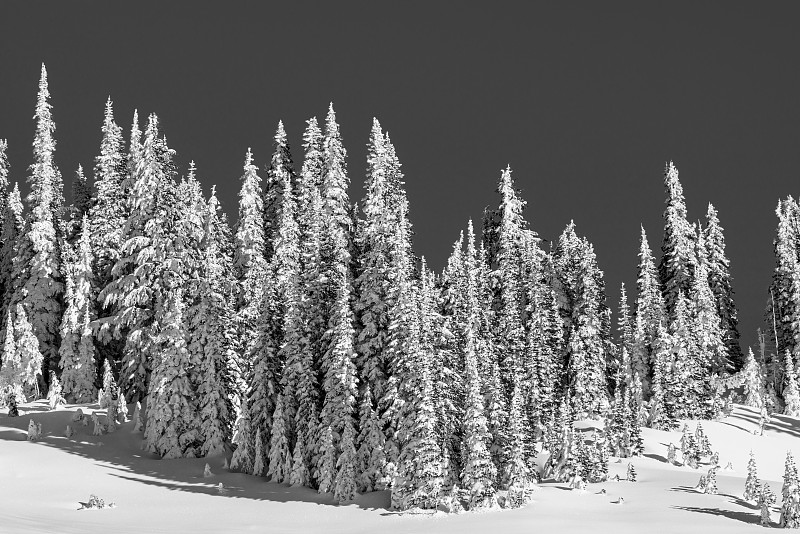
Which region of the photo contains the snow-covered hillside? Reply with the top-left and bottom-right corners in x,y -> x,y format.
1,401 -> 792,533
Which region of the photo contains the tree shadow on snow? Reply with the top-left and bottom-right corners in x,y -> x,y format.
725,405 -> 800,439
671,485 -> 761,526
672,505 -> 760,526
644,452 -> 667,463
0,402 -> 389,512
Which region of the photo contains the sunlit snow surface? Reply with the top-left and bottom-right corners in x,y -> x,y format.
0,401 -> 792,533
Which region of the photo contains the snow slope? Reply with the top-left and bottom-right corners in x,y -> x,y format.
0,401 -> 792,533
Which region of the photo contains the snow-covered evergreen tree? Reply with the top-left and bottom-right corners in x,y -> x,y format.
245,265 -> 281,468
267,394 -> 291,483
744,450 -> 760,501
782,451 -> 800,528
317,154 -> 358,485
633,225 -> 666,397
89,97 -> 127,289
354,119 -> 395,476
59,218 -> 97,403
144,288 -> 200,459
67,165 -> 93,242
617,283 -> 634,383
0,140 -> 9,307
98,358 -> 117,408
741,347 -> 766,409
703,203 -> 743,369
99,113 -> 179,400
659,161 -> 696,322
649,322 -> 677,430
192,188 -> 235,457
492,166 -> 528,398
263,121 -> 296,263
784,350 -> 800,417
565,237 -> 608,418
321,103 -> 353,238
0,310 -> 19,397
356,384 -> 388,492
0,183 -> 24,321
459,221 -> 498,510
334,417 -> 358,504
316,425 -> 336,494
229,399 -> 255,474
504,374 -> 534,508
17,63 -> 64,388
292,118 -> 326,485
15,304 -> 44,399
232,148 -> 268,402
691,248 -> 730,376
766,198 -> 800,380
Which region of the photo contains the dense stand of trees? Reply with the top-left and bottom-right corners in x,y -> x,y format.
3,63 -> 793,512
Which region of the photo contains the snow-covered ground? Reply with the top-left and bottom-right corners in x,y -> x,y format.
0,401 -> 791,533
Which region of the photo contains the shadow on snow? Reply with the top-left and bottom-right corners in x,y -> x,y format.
0,401 -> 390,512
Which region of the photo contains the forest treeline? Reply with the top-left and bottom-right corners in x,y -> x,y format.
0,64 -> 794,511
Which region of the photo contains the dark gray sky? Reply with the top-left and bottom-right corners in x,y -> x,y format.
2,2 -> 799,350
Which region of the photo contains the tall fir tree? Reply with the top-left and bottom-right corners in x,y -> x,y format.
617,282 -> 634,385
0,178 -> 20,329
565,237 -> 609,418
293,120 -> 327,486
17,63 -> 64,389
232,148 -> 268,403
493,166 -> 527,400
659,162 -> 696,322
354,119 -> 394,461
633,225 -> 667,396
89,97 -> 127,293
318,207 -> 359,496
191,188 -> 235,457
690,258 -> 731,376
766,197 -> 799,383
703,203 -> 743,369
459,220 -> 498,510
263,121 -> 296,263
321,103 -> 353,238
58,217 -> 97,403
0,140 -> 8,321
